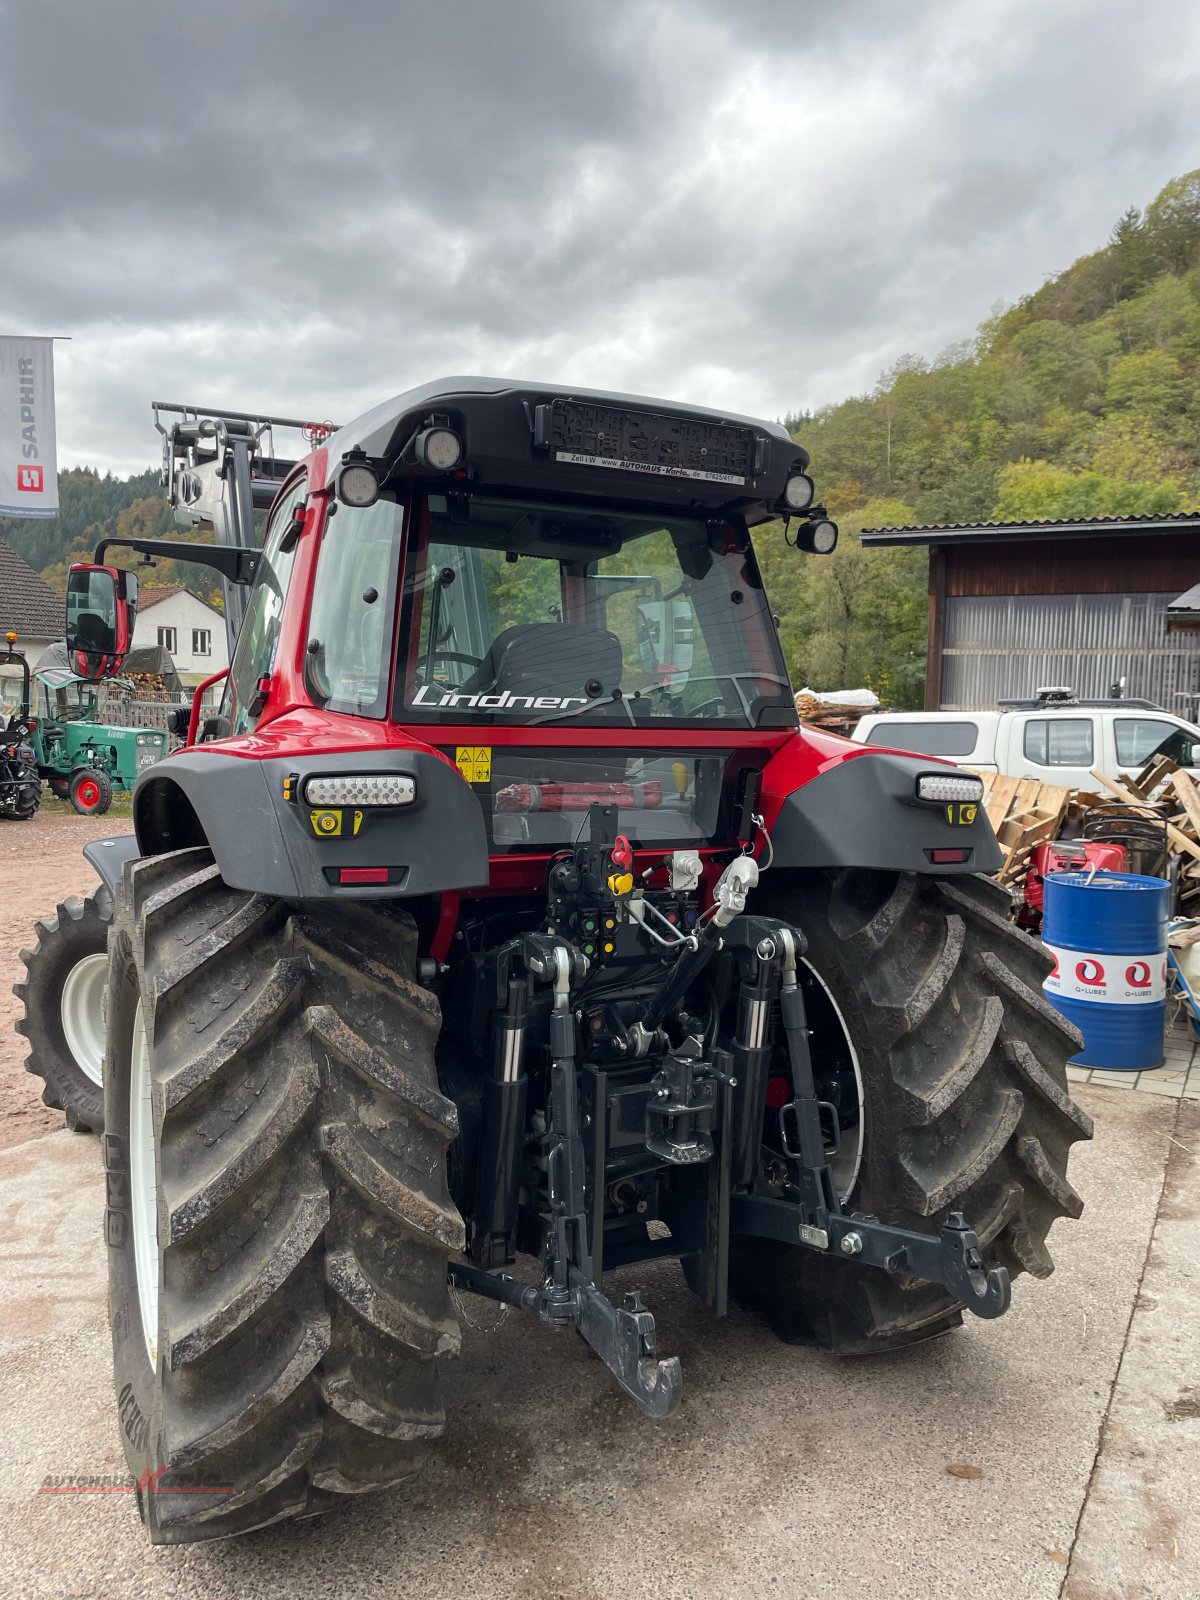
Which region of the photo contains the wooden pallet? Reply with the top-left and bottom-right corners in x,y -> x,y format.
967,772 -> 1071,881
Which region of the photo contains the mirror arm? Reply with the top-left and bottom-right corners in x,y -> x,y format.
93,537 -> 261,586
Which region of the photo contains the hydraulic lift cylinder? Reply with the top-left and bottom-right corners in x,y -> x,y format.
473,978 -> 529,1264
730,963 -> 774,1187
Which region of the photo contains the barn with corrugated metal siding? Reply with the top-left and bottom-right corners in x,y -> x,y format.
860,514 -> 1200,712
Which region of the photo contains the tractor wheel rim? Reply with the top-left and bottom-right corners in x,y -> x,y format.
130,1001 -> 159,1369
60,952 -> 108,1087
77,779 -> 100,808
801,958 -> 865,1201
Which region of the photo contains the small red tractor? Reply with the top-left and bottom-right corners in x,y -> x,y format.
20,380 -> 1090,1542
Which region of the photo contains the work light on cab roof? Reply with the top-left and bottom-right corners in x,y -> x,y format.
336,451 -> 380,507
783,470 -> 815,511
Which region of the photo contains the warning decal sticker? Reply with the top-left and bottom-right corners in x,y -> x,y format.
455,746 -> 492,784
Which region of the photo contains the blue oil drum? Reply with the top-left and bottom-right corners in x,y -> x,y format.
1041,871 -> 1169,1070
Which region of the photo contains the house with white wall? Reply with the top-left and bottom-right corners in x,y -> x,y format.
132,587 -> 229,690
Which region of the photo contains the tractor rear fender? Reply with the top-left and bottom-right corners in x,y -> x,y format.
758,729 -> 1002,876
82,835 -> 141,904
130,746 -> 490,899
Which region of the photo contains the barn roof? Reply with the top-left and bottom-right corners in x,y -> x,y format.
861,511 -> 1200,547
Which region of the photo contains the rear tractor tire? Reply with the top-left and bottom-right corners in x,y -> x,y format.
103,849 -> 464,1543
732,869 -> 1093,1353
69,766 -> 113,815
15,888 -> 111,1132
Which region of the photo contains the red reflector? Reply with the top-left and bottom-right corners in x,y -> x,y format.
928,848 -> 970,864
765,1075 -> 791,1109
338,867 -> 390,885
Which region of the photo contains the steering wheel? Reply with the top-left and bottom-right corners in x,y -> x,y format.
429,651 -> 484,671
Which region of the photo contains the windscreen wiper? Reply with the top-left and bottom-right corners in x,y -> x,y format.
528,691 -> 637,727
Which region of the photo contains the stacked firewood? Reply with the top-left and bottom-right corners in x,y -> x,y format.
794,691 -> 877,739
111,671 -> 171,701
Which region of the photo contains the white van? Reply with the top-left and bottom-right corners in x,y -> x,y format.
851,690 -> 1200,791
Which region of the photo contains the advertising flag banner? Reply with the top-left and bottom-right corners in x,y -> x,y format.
0,336 -> 59,518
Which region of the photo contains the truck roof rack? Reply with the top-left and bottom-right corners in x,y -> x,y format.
997,695 -> 1166,712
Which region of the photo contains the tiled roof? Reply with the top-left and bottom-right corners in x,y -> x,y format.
137,585 -> 222,614
0,538 -> 64,638
136,585 -> 185,610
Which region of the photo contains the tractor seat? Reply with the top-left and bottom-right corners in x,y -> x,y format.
74,612 -> 112,650
463,623 -> 624,703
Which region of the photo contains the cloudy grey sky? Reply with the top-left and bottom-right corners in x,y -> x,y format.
2,0 -> 1198,476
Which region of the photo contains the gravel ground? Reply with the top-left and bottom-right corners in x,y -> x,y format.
0,1088 -> 1195,1600
0,799 -> 133,1149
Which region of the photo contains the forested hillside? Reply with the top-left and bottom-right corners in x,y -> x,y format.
5,173 -> 1199,705
758,169 -> 1200,705
0,467 -> 223,604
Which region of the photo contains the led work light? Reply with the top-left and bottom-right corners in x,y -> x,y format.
915,774 -> 984,804
783,471 -> 815,511
337,462 -> 380,507
414,427 -> 464,471
791,518 -> 839,555
304,774 -> 416,807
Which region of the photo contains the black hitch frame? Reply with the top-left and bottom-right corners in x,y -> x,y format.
449,932 -> 682,1417
732,921 -> 1010,1322
448,905 -> 1010,1419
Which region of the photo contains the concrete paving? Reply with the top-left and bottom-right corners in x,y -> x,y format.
1063,1012 -> 1200,1100
0,1087 -> 1193,1600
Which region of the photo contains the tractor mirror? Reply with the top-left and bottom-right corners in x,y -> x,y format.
637,598 -> 695,683
65,564 -> 136,682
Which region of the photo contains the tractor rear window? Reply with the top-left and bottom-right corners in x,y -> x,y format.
396,493 -> 793,728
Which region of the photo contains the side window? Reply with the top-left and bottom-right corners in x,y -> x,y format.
1114,717 -> 1181,767
221,480 -> 305,736
865,720 -> 978,756
1023,717 -> 1094,767
305,497 -> 405,717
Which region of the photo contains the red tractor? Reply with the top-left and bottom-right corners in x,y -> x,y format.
31,380 -> 1090,1543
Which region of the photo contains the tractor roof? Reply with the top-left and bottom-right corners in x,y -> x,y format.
321,377 -> 806,522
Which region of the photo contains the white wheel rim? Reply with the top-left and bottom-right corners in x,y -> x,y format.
59,953 -> 108,1087
129,1002 -> 159,1369
801,958 -> 865,1201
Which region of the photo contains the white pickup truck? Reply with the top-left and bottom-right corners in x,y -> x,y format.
851,691 -> 1200,791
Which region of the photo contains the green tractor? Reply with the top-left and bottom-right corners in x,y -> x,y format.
31,646 -> 167,814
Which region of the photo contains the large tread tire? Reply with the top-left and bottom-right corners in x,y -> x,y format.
732,869 -> 1093,1353
103,848 -> 464,1544
14,888 -> 111,1132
